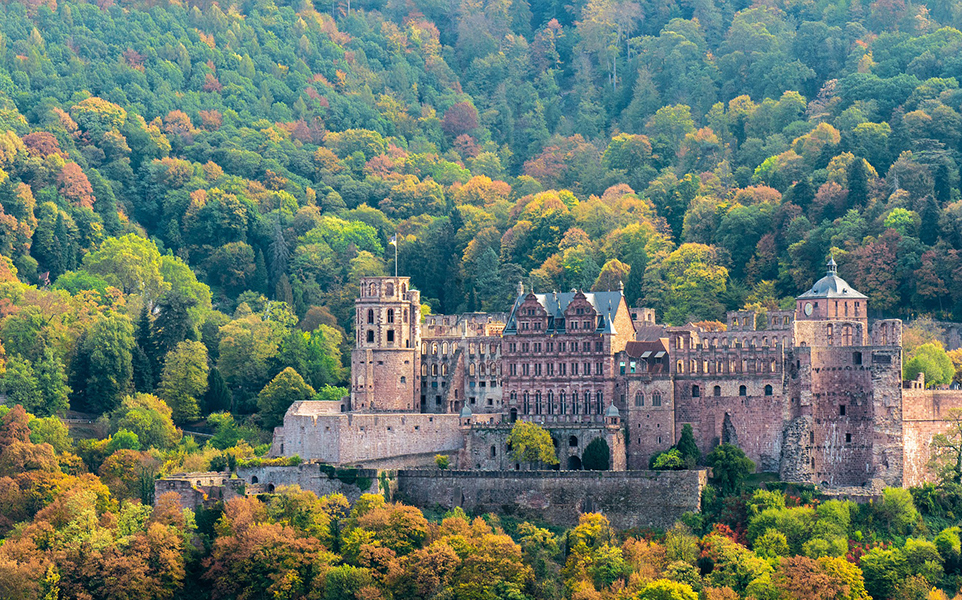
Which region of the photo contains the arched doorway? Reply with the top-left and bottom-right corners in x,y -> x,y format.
510,408 -> 518,422
251,476 -> 258,484
567,455 -> 583,470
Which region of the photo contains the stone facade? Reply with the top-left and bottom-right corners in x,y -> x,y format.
270,260 -> 962,489
394,469 -> 707,530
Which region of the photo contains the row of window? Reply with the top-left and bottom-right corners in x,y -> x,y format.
423,342 -> 498,355
676,358 -> 778,374
363,329 -> 405,344
506,341 -> 604,354
508,362 -> 604,376
508,390 -> 605,416
422,363 -> 499,377
675,335 -> 790,350
519,318 -> 600,332
364,281 -> 406,297
363,308 -> 411,324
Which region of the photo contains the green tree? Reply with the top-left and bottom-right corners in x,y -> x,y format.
82,234 -> 169,304
70,312 -> 136,414
110,392 -> 181,450
582,437 -> 611,471
904,343 -> 954,388
507,420 -> 559,467
637,579 -> 699,600
706,443 -> 755,495
257,367 -> 315,429
676,423 -> 700,468
203,367 -> 231,414
158,340 -> 209,424
1,355 -> 39,414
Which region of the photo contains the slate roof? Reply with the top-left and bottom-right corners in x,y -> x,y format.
503,290 -> 626,335
797,257 -> 868,300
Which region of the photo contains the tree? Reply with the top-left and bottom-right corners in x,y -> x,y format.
932,409 -> 962,484
705,443 -> 755,495
676,423 -> 700,467
203,367 -> 231,414
582,437 -> 610,470
110,393 -> 181,450
70,312 -> 135,414
904,343 -> 954,388
637,579 -> 699,600
158,340 -> 209,424
257,367 -> 315,429
82,234 -> 169,304
507,421 -> 559,467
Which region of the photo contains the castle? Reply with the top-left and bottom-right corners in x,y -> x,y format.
270,259 -> 962,489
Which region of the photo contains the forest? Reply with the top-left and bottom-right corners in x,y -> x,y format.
3,0 -> 962,596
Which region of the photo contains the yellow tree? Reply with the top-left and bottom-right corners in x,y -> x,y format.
507,420 -> 559,467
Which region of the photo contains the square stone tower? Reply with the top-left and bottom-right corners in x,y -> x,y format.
351,277 -> 421,412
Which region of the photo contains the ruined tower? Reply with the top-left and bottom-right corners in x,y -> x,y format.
351,277 -> 421,412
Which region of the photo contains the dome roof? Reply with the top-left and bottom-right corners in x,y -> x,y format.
796,257 -> 867,300
459,405 -> 472,418
605,404 -> 620,418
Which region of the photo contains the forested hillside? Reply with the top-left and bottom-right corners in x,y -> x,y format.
4,0 -> 962,596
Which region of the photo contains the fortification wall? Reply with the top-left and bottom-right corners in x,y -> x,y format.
902,388 -> 962,486
237,464 -> 385,500
395,469 -> 706,529
279,411 -> 463,464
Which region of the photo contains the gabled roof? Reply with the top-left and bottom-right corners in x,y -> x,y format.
503,289 -> 627,335
625,339 -> 669,358
797,257 -> 867,300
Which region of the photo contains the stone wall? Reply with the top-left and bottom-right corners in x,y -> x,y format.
464,423 -> 625,471
395,469 -> 707,530
902,387 -> 962,486
276,406 -> 463,464
237,464 -> 385,500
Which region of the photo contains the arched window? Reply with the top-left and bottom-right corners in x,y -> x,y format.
634,392 -> 644,407
491,445 -> 497,458
442,364 -> 449,375
652,393 -> 662,407
479,363 -> 486,376
572,392 -> 579,414
535,392 -> 542,415
442,342 -> 448,354
431,364 -> 438,376
584,391 -> 591,414
432,343 -> 438,355
595,391 -> 603,414
560,391 -> 567,414
842,325 -> 853,346
387,309 -> 394,323
523,392 -> 530,414
369,283 -> 377,296
713,385 -> 721,397
739,385 -> 747,396
366,330 -> 374,343
401,283 -> 407,294
765,384 -> 773,396
569,436 -> 578,447
692,385 -> 700,398
367,309 -> 374,324
385,282 -> 394,296
547,391 -> 554,414
421,365 -> 426,376
677,360 -> 684,373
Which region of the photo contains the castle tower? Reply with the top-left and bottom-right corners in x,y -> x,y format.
794,257 -> 869,346
351,277 -> 421,412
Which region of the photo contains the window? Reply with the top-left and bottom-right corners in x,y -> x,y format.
652,393 -> 662,407
431,364 -> 438,376
739,385 -> 747,396
839,404 -> 846,416
692,385 -> 700,398
491,446 -> 497,458
713,386 -> 721,397
569,436 -> 578,447
387,309 -> 394,323
366,330 -> 374,343
386,282 -> 394,296
764,384 -> 773,396
595,341 -> 603,351
853,352 -> 863,365
560,391 -> 566,414
369,283 -> 377,296
400,376 -> 406,383
634,392 -> 644,407
432,343 -> 438,355
387,330 -> 395,342
845,433 -> 852,444
367,309 -> 374,324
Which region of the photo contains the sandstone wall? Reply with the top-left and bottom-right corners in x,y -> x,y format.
395,469 -> 706,530
279,410 -> 463,464
237,464 -> 384,500
902,388 -> 962,486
